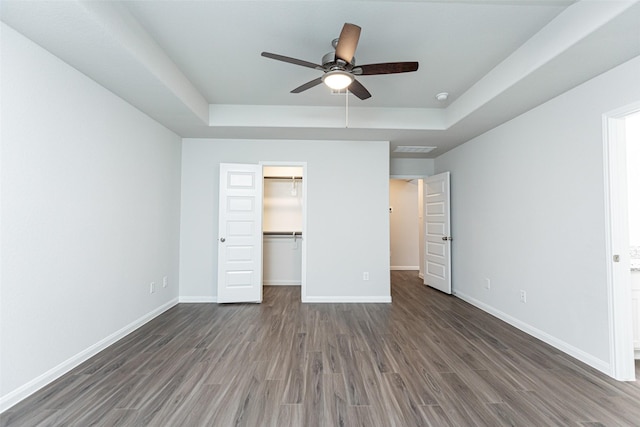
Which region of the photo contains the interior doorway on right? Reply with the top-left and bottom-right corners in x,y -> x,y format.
389,178 -> 424,278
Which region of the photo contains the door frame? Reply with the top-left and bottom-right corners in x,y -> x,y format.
260,161 -> 308,301
390,174 -> 429,279
603,101 -> 639,381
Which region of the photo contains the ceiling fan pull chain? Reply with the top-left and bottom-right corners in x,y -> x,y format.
346,88 -> 349,128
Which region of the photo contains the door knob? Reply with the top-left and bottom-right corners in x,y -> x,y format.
220,237 -> 226,242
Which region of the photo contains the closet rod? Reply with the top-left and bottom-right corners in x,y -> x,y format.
263,231 -> 303,236
263,176 -> 303,180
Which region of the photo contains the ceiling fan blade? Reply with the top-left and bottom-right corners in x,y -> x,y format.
353,62 -> 419,75
261,52 -> 323,70
291,77 -> 323,93
348,79 -> 371,100
335,23 -> 361,64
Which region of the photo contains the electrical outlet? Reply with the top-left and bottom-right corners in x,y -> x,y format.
162,276 -> 168,288
485,278 -> 491,290
150,282 -> 156,294
363,272 -> 370,281
519,290 -> 527,303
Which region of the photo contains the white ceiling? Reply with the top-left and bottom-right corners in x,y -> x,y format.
2,0 -> 639,158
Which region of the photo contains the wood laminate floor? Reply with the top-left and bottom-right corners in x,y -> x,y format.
2,271 -> 640,426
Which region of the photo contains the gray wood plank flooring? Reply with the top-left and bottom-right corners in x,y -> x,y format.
2,271 -> 640,426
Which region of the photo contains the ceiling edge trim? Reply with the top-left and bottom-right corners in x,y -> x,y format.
444,0 -> 637,129
78,0 -> 209,124
209,104 -> 447,130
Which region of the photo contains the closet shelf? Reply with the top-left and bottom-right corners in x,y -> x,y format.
264,176 -> 303,180
263,231 -> 302,237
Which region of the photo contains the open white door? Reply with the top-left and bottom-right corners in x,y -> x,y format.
217,163 -> 263,303
423,172 -> 452,294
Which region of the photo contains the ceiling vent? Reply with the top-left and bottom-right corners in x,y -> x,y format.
393,146 -> 437,154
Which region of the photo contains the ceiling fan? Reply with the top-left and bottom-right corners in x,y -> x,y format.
261,23 -> 419,100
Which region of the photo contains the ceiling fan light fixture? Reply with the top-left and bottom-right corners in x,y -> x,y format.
322,70 -> 354,90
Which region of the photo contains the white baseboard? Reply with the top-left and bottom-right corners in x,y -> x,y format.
418,273 -> 424,279
179,296 -> 217,303
390,266 -> 419,271
0,298 -> 179,413
454,291 -> 612,376
302,295 -> 392,303
264,281 -> 301,286
635,349 -> 640,360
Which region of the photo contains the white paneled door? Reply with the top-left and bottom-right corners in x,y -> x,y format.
217,163 -> 263,303
423,172 -> 452,294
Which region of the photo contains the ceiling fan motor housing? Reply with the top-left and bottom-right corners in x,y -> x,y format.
323,52 -> 354,68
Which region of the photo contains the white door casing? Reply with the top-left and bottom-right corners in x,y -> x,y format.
217,163 -> 263,303
603,103 -> 639,380
424,172 -> 452,294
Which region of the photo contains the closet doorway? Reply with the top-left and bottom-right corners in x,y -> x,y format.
389,178 -> 425,278
262,163 -> 307,300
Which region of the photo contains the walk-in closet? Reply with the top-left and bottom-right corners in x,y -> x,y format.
262,166 -> 304,287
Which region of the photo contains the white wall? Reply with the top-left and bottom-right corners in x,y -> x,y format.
435,55 -> 640,372
0,24 -> 182,409
180,139 -> 391,302
390,158 -> 434,176
389,179 -> 420,270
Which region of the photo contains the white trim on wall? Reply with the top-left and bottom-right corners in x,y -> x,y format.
455,291 -> 612,375
263,281 -> 301,286
303,296 -> 392,303
391,266 -> 420,271
179,297 -> 218,303
0,299 -> 178,413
